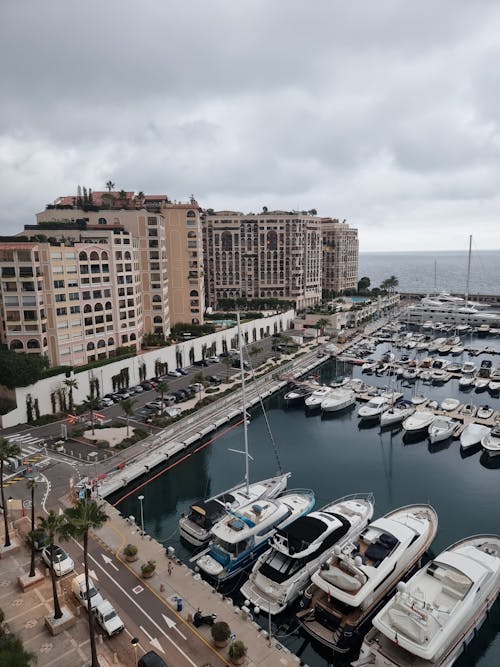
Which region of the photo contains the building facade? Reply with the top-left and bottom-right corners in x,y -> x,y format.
202,211 -> 323,309
320,218 -> 359,297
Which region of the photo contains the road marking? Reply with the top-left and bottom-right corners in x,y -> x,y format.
70,539 -> 197,667
140,625 -> 165,654
162,613 -> 187,640
101,554 -> 119,571
132,585 -> 143,594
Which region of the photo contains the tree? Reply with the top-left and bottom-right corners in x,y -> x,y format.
0,438 -> 21,547
37,511 -> 68,620
26,478 -> 37,578
106,180 -> 115,192
262,205 -> 268,213
63,377 -> 78,412
0,349 -> 49,389
84,394 -> 100,435
357,276 -> 371,293
119,398 -> 136,436
155,382 -> 169,415
0,633 -> 36,666
64,499 -> 108,667
119,189 -> 127,201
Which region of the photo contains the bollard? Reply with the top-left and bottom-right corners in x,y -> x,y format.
98,633 -> 103,645
113,652 -> 118,664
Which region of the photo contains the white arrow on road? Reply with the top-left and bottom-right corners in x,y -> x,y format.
140,625 -> 165,654
101,554 -> 119,571
162,613 -> 187,640
81,566 -> 98,581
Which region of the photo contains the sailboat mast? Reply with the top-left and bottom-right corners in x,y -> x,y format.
465,235 -> 472,307
236,312 -> 250,495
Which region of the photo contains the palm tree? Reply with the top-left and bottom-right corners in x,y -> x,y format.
0,633 -> 36,666
26,478 -> 37,578
63,377 -> 78,413
316,318 -> 329,335
0,438 -> 21,547
37,511 -> 68,620
105,180 -> 115,192
84,394 -> 100,436
119,398 -> 136,436
155,381 -> 169,415
65,499 -> 108,667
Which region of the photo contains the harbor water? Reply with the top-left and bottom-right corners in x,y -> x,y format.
112,334 -> 500,666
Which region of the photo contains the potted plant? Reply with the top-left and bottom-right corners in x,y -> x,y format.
211,620 -> 231,648
228,639 -> 247,665
141,559 -> 156,578
123,543 -> 138,562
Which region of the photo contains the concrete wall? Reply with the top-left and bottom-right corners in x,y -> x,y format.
0,310 -> 294,428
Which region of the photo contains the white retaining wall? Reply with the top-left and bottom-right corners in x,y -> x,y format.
0,311 -> 294,428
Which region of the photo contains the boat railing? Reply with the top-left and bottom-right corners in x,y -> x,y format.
332,491 -> 375,507
278,487 -> 315,499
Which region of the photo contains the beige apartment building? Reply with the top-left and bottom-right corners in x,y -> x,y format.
202,211 -> 322,309
320,218 -> 359,297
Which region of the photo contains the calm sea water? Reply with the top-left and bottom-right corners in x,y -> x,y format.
112,338 -> 500,666
359,250 -> 500,295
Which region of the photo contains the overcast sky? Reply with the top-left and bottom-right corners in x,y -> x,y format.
1,1 -> 500,251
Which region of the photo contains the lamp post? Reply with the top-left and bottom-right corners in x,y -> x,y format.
138,495 -> 145,537
131,637 -> 139,665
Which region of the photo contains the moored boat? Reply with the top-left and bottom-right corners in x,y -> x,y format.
353,534 -> 500,667
358,396 -> 392,421
380,400 -> 415,427
481,427 -> 500,458
305,386 -> 333,410
403,410 -> 436,433
440,398 -> 460,412
321,388 -> 356,413
297,504 -> 438,654
460,423 -> 490,451
428,416 -> 459,444
284,383 -> 317,406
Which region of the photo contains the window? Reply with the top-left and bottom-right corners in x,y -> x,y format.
2,267 -> 15,277
69,292 -> 79,301
52,266 -> 63,274
98,217 -> 107,225
53,280 -> 65,289
65,252 -> 76,260
67,265 -> 77,274
55,294 -> 66,302
70,306 -> 80,314
50,252 -> 62,260
56,307 -> 67,316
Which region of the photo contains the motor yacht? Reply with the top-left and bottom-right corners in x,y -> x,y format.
179,475 -> 291,548
447,362 -> 462,373
451,344 -> 464,355
358,396 -> 392,421
321,388 -> 356,413
428,416 -> 459,444
478,359 -> 493,378
375,363 -> 389,376
298,505 -> 438,654
380,401 -> 415,427
458,373 -> 475,389
489,367 -> 500,393
305,386 -> 332,410
330,376 -> 350,389
461,361 -> 477,375
459,403 -> 477,418
354,534 -> 500,667
460,424 -> 490,451
284,383 -> 316,406
419,369 -> 432,383
194,490 -> 315,583
477,404 -> 493,420
240,493 -> 374,616
402,367 -> 419,381
481,427 -> 500,457
427,337 -> 447,353
431,369 -> 449,385
474,377 -> 489,391
411,394 -> 428,406
361,359 -> 377,374
403,410 -> 436,433
440,398 -> 460,412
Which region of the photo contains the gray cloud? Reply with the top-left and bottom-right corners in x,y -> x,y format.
1,0 -> 500,250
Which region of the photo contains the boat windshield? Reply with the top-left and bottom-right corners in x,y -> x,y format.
212,537 -> 252,556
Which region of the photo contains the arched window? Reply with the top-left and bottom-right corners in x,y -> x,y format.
97,339 -> 106,348
87,342 -> 95,351
10,339 -> 24,350
27,339 -> 40,349
186,210 -> 196,217
83,304 -> 92,313
189,290 -> 198,297
108,337 -> 115,346
98,217 -> 107,225
152,295 -> 161,303
43,337 -> 47,346
267,230 -> 277,251
94,303 -> 104,312
101,251 -> 108,260
90,251 -> 99,261
124,251 -> 131,260
153,316 -> 163,324
79,252 -> 87,261
105,301 -> 112,310
192,317 -> 199,324
130,333 -> 136,341
221,231 -> 232,251
187,231 -> 196,238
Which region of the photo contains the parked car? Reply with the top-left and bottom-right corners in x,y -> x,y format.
131,385 -> 144,393
172,390 -> 187,402
188,383 -> 204,393
232,359 -> 250,370
95,599 -> 125,637
207,355 -> 220,363
115,390 -> 130,399
193,359 -> 209,367
71,573 -> 104,610
207,375 -> 222,385
99,397 -> 114,408
140,381 -> 154,390
176,368 -> 189,376
138,650 -> 170,667
183,387 -> 196,398
167,370 -> 182,378
41,545 -> 75,576
164,406 -> 182,418
104,393 -> 120,403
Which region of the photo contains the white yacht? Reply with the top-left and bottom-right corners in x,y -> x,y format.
402,367 -> 419,381
179,474 -> 290,547
481,427 -> 500,458
428,416 -> 459,444
439,398 -> 460,412
284,383 -> 316,406
298,505 -> 438,654
459,403 -> 477,418
460,424 -> 490,451
354,534 -> 500,667
461,361 -> 477,375
411,394 -> 428,406
403,410 -> 436,433
321,388 -> 356,413
458,372 -> 475,389
195,490 -> 315,583
358,396 -> 392,421
380,400 -> 415,427
240,493 -> 374,615
477,404 -> 493,420
305,386 -> 332,410
403,298 -> 500,329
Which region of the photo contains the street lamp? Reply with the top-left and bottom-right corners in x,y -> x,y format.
131,637 -> 139,665
138,495 -> 145,537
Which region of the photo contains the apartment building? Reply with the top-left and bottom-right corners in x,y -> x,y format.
320,218 -> 359,296
202,211 -> 322,309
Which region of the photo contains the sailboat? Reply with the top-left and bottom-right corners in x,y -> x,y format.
178,313 -> 290,547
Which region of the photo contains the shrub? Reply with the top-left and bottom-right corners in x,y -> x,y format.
141,560 -> 156,576
228,640 -> 247,660
124,544 -> 138,558
211,621 -> 231,643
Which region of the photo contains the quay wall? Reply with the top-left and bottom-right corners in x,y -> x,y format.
0,310 -> 295,429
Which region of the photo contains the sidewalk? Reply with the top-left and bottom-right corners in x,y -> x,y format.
95,503 -> 307,667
